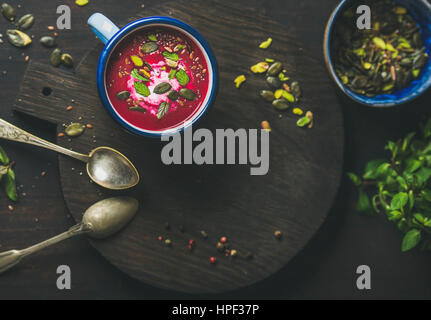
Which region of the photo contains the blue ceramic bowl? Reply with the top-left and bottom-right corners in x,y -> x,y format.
88,13 -> 218,138
323,0 -> 431,107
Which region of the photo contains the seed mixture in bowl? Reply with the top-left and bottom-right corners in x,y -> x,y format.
332,0 -> 429,97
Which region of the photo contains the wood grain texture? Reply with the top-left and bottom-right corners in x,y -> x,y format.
13,0 -> 344,293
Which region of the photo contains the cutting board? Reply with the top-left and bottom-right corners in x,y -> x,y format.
13,0 -> 344,293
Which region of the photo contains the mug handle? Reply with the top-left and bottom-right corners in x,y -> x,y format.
88,13 -> 120,44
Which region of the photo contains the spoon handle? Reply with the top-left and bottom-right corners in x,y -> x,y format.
0,222 -> 91,274
0,118 -> 90,163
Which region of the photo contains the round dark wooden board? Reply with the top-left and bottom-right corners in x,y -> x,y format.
13,0 -> 344,293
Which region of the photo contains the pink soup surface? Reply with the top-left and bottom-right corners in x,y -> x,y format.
106,27 -> 210,132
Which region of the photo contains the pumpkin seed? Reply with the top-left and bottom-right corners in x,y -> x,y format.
6,29 -> 32,47
176,69 -> 190,86
50,48 -> 62,67
141,41 -> 158,53
1,3 -> 15,22
17,14 -> 35,30
117,91 -> 130,100
40,36 -> 56,48
266,76 -> 282,89
282,91 -> 295,103
179,88 -> 196,100
129,106 -> 146,113
157,102 -> 170,120
130,55 -> 143,66
290,81 -> 301,98
61,53 -> 74,68
260,90 -> 274,102
272,99 -> 290,111
167,90 -> 179,101
134,82 -> 150,97
154,82 -> 172,94
267,62 -> 283,76
65,123 -> 85,137
148,34 -> 157,41
293,107 -> 303,116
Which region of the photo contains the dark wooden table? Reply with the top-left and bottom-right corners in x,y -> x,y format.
0,0 -> 430,299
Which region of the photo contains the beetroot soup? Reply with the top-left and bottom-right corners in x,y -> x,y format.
105,26 -> 210,132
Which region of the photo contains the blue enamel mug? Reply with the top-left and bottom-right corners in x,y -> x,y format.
324,0 -> 431,107
88,13 -> 218,138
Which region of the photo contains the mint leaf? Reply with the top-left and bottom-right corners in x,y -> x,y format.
357,189 -> 371,212
0,146 -> 9,165
391,192 -> 408,210
134,82 -> 150,97
157,102 -> 170,120
4,169 -> 17,201
175,69 -> 190,86
163,51 -> 179,62
363,159 -> 386,179
401,229 -> 421,252
347,172 -> 361,187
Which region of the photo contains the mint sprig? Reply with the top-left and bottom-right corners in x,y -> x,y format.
348,118 -> 431,252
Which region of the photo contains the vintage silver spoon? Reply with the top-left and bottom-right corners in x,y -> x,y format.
0,118 -> 139,190
0,196 -> 139,274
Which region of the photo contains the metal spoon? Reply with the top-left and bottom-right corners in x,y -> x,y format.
0,118 -> 139,190
0,196 -> 139,274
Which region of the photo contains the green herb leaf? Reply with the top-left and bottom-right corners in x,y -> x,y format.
357,189 -> 371,212
175,69 -> 190,86
388,210 -> 403,221
4,169 -> 17,201
148,34 -> 157,41
347,172 -> 361,187
0,165 -> 8,175
0,146 -> 9,165
134,82 -> 150,97
363,159 -> 386,179
157,102 -> 170,120
391,192 -> 409,210
163,51 -> 179,62
401,229 -> 421,252
131,69 -> 150,82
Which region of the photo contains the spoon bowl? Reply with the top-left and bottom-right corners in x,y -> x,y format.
83,196 -> 139,239
0,118 -> 140,190
0,197 -> 139,273
87,147 -> 140,190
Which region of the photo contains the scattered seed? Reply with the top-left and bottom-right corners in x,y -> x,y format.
86,124 -> 93,129
274,230 -> 282,240
261,120 -> 271,132
200,230 -> 208,239
230,249 -> 238,257
209,256 -> 216,264
67,106 -> 73,111
41,171 -> 46,177
48,26 -> 55,31
24,56 -> 29,62
164,239 -> 172,247
220,236 -> 227,243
